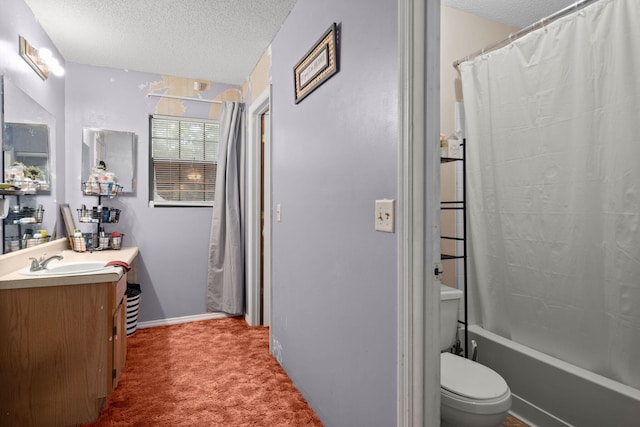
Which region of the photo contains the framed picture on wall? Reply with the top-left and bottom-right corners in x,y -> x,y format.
293,23 -> 339,104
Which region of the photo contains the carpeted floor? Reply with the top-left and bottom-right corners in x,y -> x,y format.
84,317 -> 323,427
85,316 -> 529,426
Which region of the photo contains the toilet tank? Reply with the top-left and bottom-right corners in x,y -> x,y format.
440,284 -> 463,351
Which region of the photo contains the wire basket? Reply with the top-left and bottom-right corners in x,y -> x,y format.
70,233 -> 91,252
4,207 -> 44,225
82,181 -> 123,197
70,232 -> 124,252
5,179 -> 40,193
77,207 -> 120,224
4,234 -> 51,252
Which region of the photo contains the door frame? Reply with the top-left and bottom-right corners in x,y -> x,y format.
246,87 -> 272,327
397,0 -> 441,425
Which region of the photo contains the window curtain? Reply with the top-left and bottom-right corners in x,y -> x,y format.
207,101 -> 245,315
459,0 -> 640,389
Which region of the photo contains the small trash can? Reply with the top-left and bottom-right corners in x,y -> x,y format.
125,283 -> 142,336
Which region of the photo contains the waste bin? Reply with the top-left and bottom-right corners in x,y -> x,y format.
125,283 -> 141,336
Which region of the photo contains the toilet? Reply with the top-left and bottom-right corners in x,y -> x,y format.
440,285 -> 511,427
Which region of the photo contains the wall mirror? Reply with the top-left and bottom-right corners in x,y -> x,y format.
82,128 -> 136,193
3,78 -> 52,192
1,75 -> 58,254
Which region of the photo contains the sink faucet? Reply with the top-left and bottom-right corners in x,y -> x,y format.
29,253 -> 64,272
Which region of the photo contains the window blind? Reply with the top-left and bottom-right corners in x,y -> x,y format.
150,115 -> 220,206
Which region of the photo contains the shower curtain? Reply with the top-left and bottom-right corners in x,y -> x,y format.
207,101 -> 245,315
459,0 -> 640,389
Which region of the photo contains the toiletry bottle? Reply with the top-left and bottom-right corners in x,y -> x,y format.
73,229 -> 86,252
440,133 -> 449,158
35,204 -> 44,223
111,231 -> 122,250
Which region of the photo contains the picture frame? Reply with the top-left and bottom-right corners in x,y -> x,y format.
294,23 -> 339,104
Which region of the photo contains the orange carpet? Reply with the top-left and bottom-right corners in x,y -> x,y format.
84,317 -> 323,426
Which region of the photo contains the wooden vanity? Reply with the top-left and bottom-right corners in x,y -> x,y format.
0,239 -> 139,426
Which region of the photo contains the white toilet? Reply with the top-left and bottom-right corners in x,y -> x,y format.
440,285 -> 511,427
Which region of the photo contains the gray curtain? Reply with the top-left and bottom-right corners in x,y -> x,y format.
207,101 -> 245,315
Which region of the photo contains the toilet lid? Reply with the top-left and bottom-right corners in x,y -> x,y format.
441,352 -> 509,400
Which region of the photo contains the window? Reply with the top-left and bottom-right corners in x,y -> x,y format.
149,115 -> 220,206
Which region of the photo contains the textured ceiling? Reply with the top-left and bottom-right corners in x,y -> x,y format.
23,0 -> 297,85
23,0 -> 580,85
442,0 -> 579,29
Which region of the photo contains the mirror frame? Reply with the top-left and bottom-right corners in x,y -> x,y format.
60,203 -> 76,240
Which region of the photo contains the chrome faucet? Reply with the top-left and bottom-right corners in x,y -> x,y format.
29,253 -> 64,272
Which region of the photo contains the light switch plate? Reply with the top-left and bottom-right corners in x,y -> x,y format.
375,199 -> 394,233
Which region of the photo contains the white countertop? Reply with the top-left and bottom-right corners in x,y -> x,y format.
0,242 -> 139,290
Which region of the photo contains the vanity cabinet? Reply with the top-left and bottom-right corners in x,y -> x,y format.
111,272 -> 127,391
0,273 -> 128,426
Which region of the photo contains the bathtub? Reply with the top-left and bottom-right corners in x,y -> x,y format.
467,325 -> 640,427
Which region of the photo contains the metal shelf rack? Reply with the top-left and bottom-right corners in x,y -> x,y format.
440,139 -> 468,358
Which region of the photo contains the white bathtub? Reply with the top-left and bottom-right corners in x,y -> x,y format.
467,325 -> 640,427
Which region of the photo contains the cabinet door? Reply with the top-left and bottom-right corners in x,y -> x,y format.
111,298 -> 126,390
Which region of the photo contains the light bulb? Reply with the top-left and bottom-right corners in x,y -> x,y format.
38,47 -> 53,62
51,64 -> 65,77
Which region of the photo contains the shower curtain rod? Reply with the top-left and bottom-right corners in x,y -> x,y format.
453,0 -> 598,69
147,93 -> 222,104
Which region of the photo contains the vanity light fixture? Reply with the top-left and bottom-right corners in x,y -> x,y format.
19,35 -> 65,80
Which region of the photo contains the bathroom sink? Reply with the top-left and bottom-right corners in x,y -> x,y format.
19,261 -> 115,276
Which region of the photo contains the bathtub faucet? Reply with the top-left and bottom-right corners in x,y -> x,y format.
29,253 -> 64,271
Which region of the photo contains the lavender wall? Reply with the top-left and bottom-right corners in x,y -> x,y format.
1,0 -> 242,323
65,63 -> 239,322
269,0 -> 399,425
4,3 -> 402,424
0,0 -> 66,241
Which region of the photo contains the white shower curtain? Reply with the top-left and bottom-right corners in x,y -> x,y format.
460,0 -> 640,389
207,101 -> 245,315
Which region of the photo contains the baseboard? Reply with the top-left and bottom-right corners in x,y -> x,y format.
137,312 -> 231,329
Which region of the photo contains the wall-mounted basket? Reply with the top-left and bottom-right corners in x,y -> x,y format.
4,206 -> 44,224
71,232 -> 124,252
82,181 -> 123,197
77,207 -> 120,224
4,234 -> 51,252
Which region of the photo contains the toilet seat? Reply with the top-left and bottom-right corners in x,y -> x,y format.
440,353 -> 511,415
